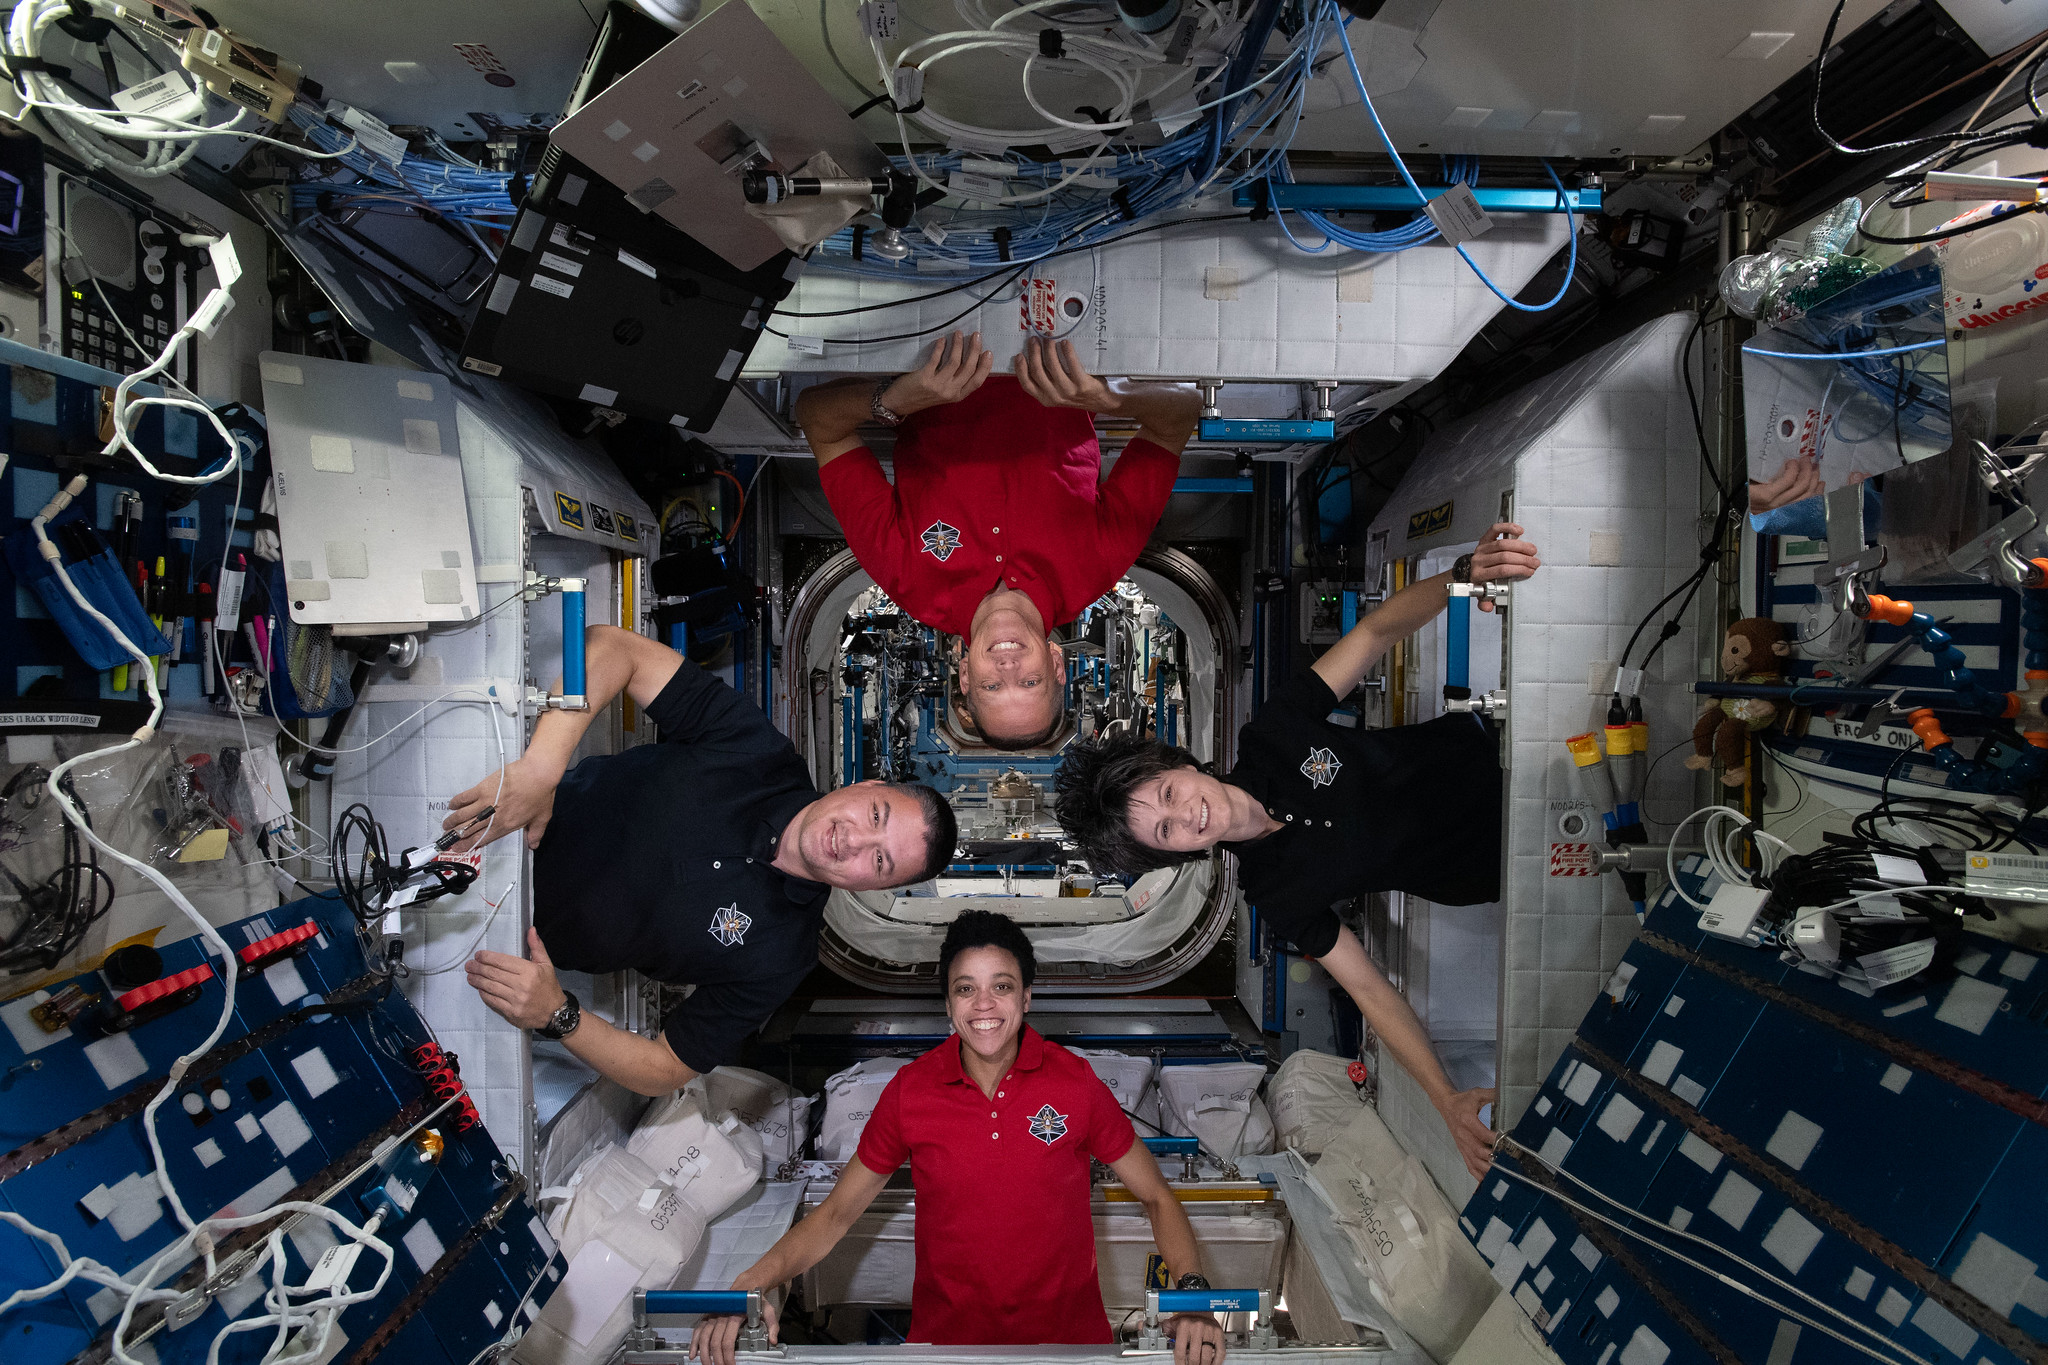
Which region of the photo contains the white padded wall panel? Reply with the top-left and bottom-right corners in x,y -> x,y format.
748,212 -> 1569,380
1367,313 -> 1702,1130
330,374 -> 640,1171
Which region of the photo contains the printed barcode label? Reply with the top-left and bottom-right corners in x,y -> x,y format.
1962,851 -> 2048,902
948,170 -> 1007,202
1423,182 -> 1494,245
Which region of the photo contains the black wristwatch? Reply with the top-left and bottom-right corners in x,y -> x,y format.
870,379 -> 907,426
533,990 -> 581,1041
1175,1272 -> 1211,1291
1451,553 -> 1474,583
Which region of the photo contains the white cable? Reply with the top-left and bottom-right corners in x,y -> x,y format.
23,478 -> 405,1365
1,1 -> 360,177
408,697 -> 512,975
1666,804 -> 1795,910
1495,1136 -> 1932,1365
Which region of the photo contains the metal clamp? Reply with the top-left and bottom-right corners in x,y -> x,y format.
1443,689 -> 1508,721
1447,580 -> 1511,605
1142,1134 -> 1201,1181
1134,1289 -> 1275,1352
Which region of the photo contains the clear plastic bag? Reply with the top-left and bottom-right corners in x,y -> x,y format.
1720,197 -> 1883,325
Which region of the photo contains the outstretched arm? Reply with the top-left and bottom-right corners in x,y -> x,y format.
1309,522 -> 1540,699
687,1157 -> 893,1365
1317,926 -> 1495,1184
793,331 -> 995,466
442,626 -> 681,851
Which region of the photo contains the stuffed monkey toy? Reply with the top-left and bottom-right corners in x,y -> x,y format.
1686,617 -> 1791,788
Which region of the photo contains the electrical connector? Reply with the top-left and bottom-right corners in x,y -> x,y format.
1698,884 -> 1770,942
1790,912 -> 1842,965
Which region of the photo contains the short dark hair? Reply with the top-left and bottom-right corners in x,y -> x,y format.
893,782 -> 959,885
956,689 -> 1065,751
939,908 -> 1036,989
1053,732 -> 1206,877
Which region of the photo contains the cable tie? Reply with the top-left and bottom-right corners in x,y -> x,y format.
1038,28 -> 1064,59
0,55 -> 73,84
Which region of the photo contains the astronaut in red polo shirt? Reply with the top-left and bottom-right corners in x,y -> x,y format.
795,333 -> 1202,749
689,911 -> 1228,1362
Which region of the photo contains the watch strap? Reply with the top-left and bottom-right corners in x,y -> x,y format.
870,380 -> 906,426
534,989 -> 580,1041
1452,553 -> 1474,583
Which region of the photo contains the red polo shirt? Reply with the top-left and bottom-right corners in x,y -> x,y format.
855,1024 -> 1137,1344
817,376 -> 1179,637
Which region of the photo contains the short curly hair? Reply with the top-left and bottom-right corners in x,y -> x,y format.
1053,732 -> 1208,877
939,908 -> 1037,989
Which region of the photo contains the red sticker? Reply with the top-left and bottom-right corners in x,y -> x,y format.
1548,842 -> 1598,876
1020,278 -> 1057,333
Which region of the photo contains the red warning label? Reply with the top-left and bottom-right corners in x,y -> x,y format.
1548,843 -> 1598,876
1020,278 -> 1057,333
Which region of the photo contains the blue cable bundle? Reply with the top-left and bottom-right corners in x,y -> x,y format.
284,108 -> 518,242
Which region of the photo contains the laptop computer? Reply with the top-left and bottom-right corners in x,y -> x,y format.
546,0 -> 889,271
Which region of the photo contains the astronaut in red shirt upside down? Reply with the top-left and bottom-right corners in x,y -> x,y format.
795,332 -> 1202,749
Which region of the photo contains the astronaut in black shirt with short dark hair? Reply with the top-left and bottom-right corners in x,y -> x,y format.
1056,523 -> 1539,1182
443,626 -> 955,1096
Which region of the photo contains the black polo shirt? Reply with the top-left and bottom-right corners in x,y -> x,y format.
533,660 -> 825,1073
1221,671 -> 1502,958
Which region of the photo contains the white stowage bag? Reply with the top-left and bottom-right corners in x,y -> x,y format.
1300,1103 -> 1498,1363
515,1095 -> 765,1365
627,1091 -> 765,1221
684,1066 -> 815,1174
512,1144 -> 708,1365
1267,1050 -> 1368,1155
1072,1048 -> 1158,1133
1157,1061 -> 1275,1159
817,1057 -> 910,1161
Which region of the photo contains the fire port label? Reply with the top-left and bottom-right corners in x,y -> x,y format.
1549,843 -> 1598,876
1020,278 -> 1057,333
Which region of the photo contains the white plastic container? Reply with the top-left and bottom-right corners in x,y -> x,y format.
795,1192 -> 1289,1313
1937,202 -> 2048,334
1094,1204 -> 1290,1311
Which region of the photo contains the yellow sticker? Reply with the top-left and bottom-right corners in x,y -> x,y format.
617,514 -> 639,542
1406,498 -> 1454,539
554,491 -> 585,529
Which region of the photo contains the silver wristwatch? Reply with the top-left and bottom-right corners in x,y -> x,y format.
870,379 -> 907,426
533,989 -> 581,1041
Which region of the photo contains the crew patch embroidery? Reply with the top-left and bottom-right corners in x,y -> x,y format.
1028,1103 -> 1069,1145
1301,746 -> 1341,788
709,904 -> 751,947
920,520 -> 963,561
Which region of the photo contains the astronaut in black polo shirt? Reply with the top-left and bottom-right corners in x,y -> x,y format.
441,626 -> 957,1096
1055,523 -> 1539,1182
